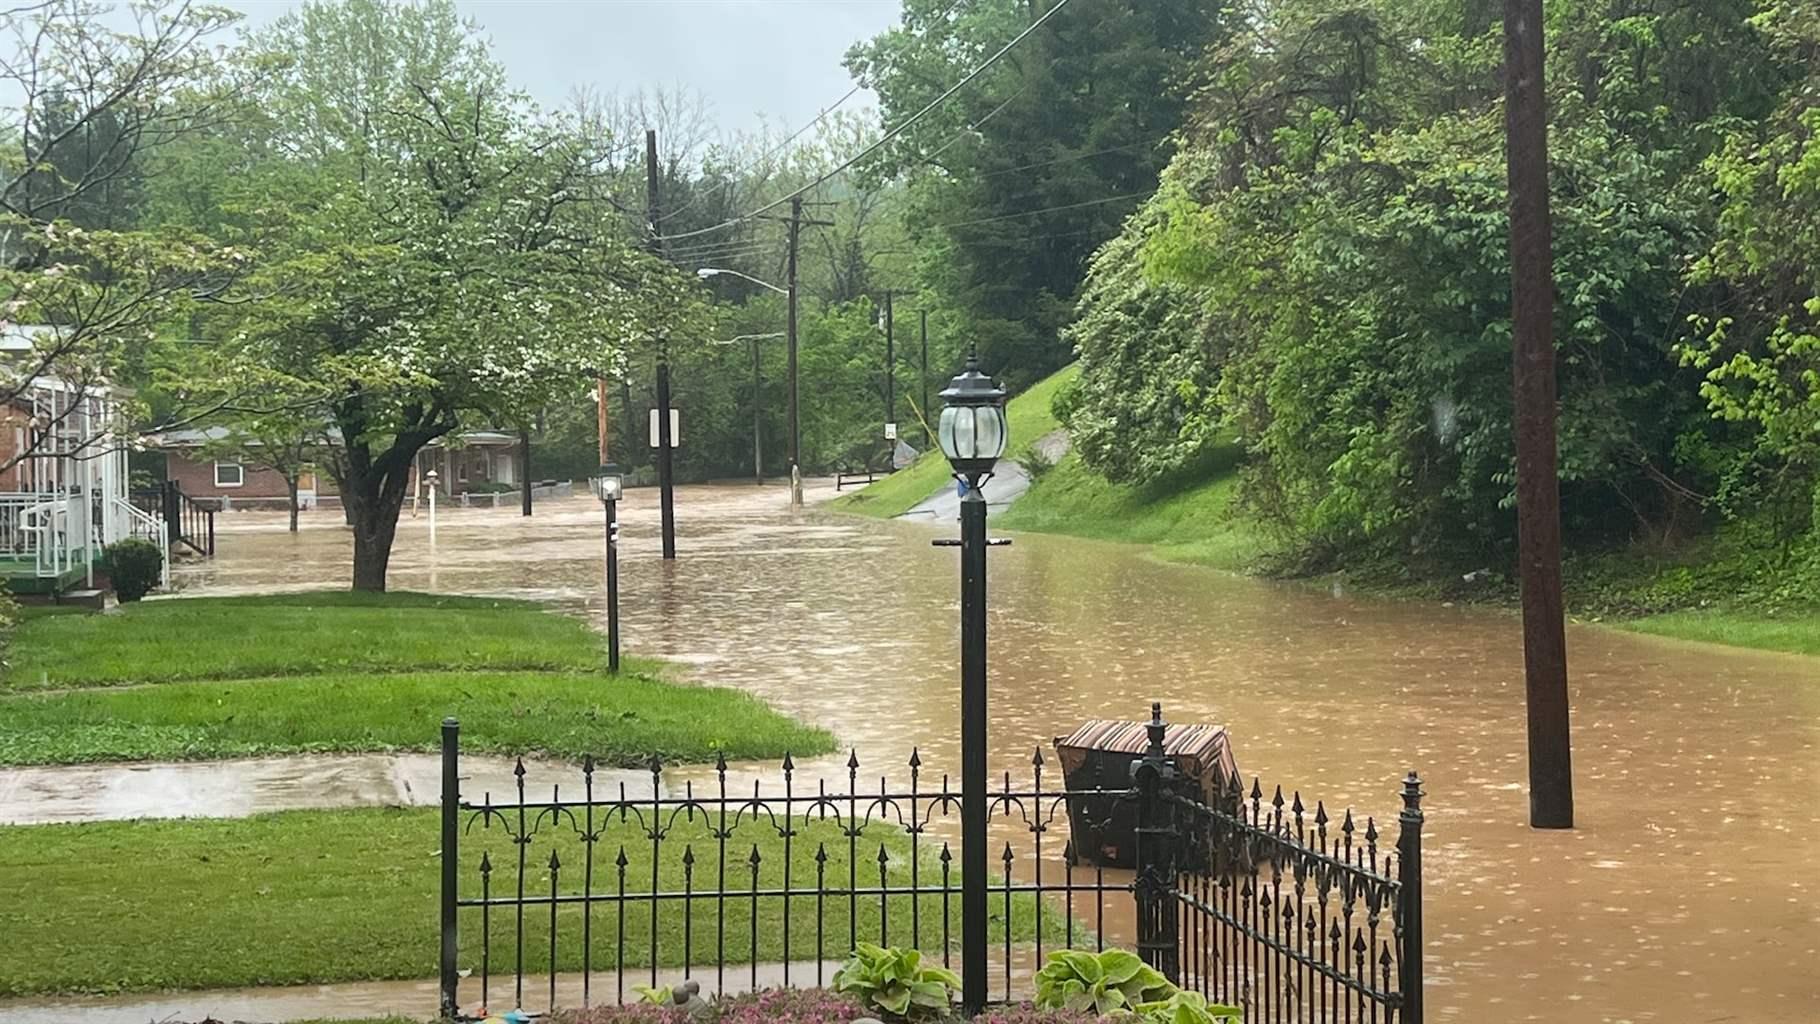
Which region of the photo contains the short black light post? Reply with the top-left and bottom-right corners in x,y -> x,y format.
931,348 -> 1009,1015
589,463 -> 624,673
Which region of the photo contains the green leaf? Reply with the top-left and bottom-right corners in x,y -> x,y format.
1099,949 -> 1146,984
908,979 -> 952,1009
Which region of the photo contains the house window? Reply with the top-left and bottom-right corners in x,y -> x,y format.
214,460 -> 245,488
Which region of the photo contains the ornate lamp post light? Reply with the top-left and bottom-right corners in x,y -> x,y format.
589,463 -> 624,672
424,468 -> 440,546
932,349 -> 1007,1015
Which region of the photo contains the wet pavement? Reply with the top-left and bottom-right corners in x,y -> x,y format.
0,753 -> 655,825
13,479 -> 1820,1022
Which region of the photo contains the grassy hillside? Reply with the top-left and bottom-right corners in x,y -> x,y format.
998,439 -> 1275,572
833,364 -> 1080,518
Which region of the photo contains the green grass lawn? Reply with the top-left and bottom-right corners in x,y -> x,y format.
1616,608 -> 1820,657
0,591 -> 834,766
834,365 -> 1080,519
0,668 -> 833,767
3,592 -> 605,692
0,807 -> 1067,996
998,439 -> 1275,573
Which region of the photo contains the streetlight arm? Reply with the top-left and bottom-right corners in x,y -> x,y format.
697,267 -> 788,296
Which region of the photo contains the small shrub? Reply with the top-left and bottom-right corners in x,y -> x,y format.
973,1003 -> 1098,1024
832,943 -> 962,1017
554,988 -> 866,1024
1020,442 -> 1058,482
718,987 -> 867,1024
103,539 -> 163,602
1033,949 -> 1176,1015
555,1003 -> 690,1024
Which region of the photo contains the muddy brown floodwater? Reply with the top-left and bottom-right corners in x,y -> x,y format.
177,482 -> 1820,1023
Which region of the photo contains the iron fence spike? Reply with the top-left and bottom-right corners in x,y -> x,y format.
682,846 -> 695,866
1272,785 -> 1285,809
877,843 -> 890,865
909,747 -> 922,769
847,748 -> 861,770
781,751 -> 794,772
479,851 -> 492,873
549,849 -> 560,870
749,845 -> 762,866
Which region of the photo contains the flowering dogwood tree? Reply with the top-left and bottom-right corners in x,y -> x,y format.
190,0 -> 709,590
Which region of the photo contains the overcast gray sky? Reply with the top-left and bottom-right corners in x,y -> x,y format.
230,0 -> 902,137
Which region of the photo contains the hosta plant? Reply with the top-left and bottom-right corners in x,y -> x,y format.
831,943 -> 962,1018
1033,949 -> 1177,1014
1136,990 -> 1243,1024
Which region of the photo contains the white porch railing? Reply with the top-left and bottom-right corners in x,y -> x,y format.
0,492 -> 78,580
111,497 -> 171,589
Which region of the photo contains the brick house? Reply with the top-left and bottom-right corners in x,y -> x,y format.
152,428 -> 526,509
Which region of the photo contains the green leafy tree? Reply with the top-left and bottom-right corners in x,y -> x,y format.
848,0 -> 1222,386
186,0 -> 706,590
1679,0 -> 1820,555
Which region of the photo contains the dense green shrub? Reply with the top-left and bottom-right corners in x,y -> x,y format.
103,540 -> 163,602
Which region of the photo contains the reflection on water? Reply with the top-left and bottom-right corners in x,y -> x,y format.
181,482 -> 1820,1023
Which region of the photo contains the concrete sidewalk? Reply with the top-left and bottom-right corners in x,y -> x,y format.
0,752 -> 654,826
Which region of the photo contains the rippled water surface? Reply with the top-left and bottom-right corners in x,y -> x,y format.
181,483 -> 1820,1023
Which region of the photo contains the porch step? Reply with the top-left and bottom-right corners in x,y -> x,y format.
57,588 -> 117,612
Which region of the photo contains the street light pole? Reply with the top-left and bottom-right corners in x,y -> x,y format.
931,351 -> 1010,1016
605,495 -> 620,671
590,464 -> 624,674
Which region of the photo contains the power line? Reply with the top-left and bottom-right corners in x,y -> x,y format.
662,0 -> 1080,244
657,85 -> 864,225
925,190 -> 1151,232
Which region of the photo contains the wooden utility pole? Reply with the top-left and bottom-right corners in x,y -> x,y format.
883,290 -> 896,444
751,337 -> 764,485
921,309 -> 931,448
787,196 -> 802,509
607,378 -> 622,465
1504,0 -> 1574,829
519,428 -> 532,517
647,128 -> 677,559
776,197 -> 832,508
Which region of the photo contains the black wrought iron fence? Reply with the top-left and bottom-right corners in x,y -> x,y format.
437,706 -> 1424,1023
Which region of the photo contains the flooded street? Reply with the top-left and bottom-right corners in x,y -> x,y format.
177,482 -> 1820,1024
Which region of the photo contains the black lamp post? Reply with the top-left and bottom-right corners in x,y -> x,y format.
932,349 -> 1008,1016
589,463 -> 624,673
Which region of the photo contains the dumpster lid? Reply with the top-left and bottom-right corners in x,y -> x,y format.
1055,718 -> 1230,756
1054,718 -> 1239,789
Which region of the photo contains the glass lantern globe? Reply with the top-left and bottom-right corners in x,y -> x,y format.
589,463 -> 624,503
937,352 -> 1008,480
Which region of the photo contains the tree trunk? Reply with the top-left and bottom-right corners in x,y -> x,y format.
286,474 -> 300,533
342,463 -> 411,593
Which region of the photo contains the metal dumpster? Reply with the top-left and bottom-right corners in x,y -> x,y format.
1054,717 -> 1239,868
